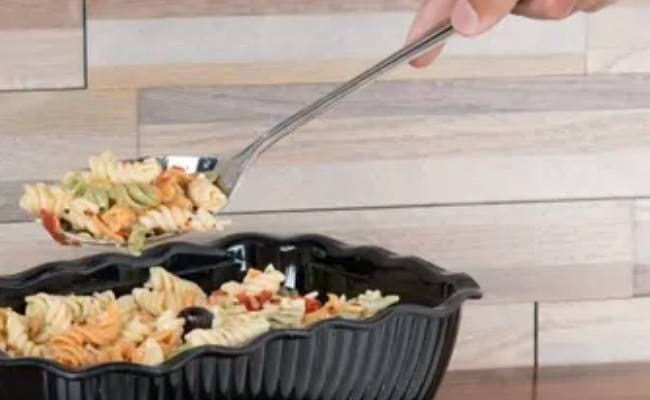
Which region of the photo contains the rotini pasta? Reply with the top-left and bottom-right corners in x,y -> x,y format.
6,311 -> 43,357
19,184 -> 72,218
184,315 -> 270,348
22,150 -> 232,253
89,151 -> 162,184
132,338 -> 165,366
187,176 -> 227,213
0,266 -> 399,369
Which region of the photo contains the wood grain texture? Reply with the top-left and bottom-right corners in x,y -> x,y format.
0,90 -> 137,181
0,223 -> 109,276
89,55 -> 586,89
0,0 -> 83,90
538,297 -> 650,366
588,5 -> 650,73
438,368 -> 535,400
0,201 -> 635,303
0,29 -> 84,90
87,13 -> 586,87
87,0 -> 420,19
633,200 -> 650,295
138,76 -> 650,211
0,0 -> 82,30
449,304 -> 534,370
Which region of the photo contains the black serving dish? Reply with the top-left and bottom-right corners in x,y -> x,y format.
0,233 -> 481,400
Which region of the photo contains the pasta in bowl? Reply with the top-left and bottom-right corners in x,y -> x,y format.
0,233 -> 481,400
19,151 -> 230,254
0,266 -> 399,369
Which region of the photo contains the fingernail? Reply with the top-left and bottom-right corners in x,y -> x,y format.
452,0 -> 480,35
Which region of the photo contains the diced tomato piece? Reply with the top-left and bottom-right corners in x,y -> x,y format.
304,298 -> 322,314
235,292 -> 251,309
39,210 -> 79,246
256,290 -> 273,305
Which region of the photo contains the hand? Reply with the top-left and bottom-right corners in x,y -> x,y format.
407,0 -> 617,68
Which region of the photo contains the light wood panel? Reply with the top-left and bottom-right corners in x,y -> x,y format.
633,200 -> 650,295
137,76 -> 650,212
588,5 -> 650,74
87,13 -> 586,88
4,200 -> 632,303
449,304 -> 534,370
0,1 -> 83,90
0,90 -> 137,181
87,0 -> 420,19
89,55 -> 585,89
538,297 -> 650,366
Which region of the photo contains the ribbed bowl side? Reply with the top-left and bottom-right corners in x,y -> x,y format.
13,311 -> 460,400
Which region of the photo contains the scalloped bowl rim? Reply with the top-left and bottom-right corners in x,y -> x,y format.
0,233 -> 482,378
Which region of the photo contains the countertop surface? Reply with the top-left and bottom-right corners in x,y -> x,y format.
437,363 -> 650,400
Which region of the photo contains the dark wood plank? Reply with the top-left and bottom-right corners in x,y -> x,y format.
0,0 -> 82,30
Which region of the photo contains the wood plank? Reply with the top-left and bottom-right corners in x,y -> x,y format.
449,304 -> 534,370
0,201 -> 634,303
87,0 -> 649,20
536,362 -> 650,400
438,368 -> 535,400
0,0 -> 82,30
0,90 -> 137,181
633,200 -> 650,295
0,1 -> 83,90
538,297 -> 650,367
87,13 -> 586,87
588,5 -> 650,73
88,14 -> 585,66
89,55 -> 585,89
140,76 -> 650,125
0,29 -> 83,90
0,223 -> 109,276
88,0 -> 420,19
137,76 -> 650,211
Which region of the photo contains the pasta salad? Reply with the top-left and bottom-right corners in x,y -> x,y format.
0,266 -> 399,369
19,151 -> 231,253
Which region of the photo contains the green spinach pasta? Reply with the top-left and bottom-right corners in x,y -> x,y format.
0,266 -> 399,369
19,151 -> 230,254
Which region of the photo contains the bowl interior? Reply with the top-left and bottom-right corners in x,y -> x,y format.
0,236 -> 455,312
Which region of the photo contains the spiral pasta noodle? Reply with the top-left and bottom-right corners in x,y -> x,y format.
51,303 -> 122,348
138,205 -> 192,233
122,314 -> 153,344
188,176 -> 227,213
6,311 -> 43,357
264,298 -> 306,329
89,151 -> 162,184
184,315 -> 270,348
25,294 -> 73,343
20,184 -> 72,218
132,338 -> 165,366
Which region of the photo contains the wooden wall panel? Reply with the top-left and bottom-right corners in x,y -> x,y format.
0,90 -> 137,182
448,304 -> 534,370
87,13 -> 587,88
588,5 -> 650,74
87,0 -> 420,19
538,298 -> 650,367
633,200 -> 650,295
0,0 -> 83,90
4,201 -> 632,303
135,76 -> 650,212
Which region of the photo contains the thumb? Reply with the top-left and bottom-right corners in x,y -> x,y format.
452,0 -> 520,36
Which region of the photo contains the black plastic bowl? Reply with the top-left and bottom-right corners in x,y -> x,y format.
0,233 -> 481,400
